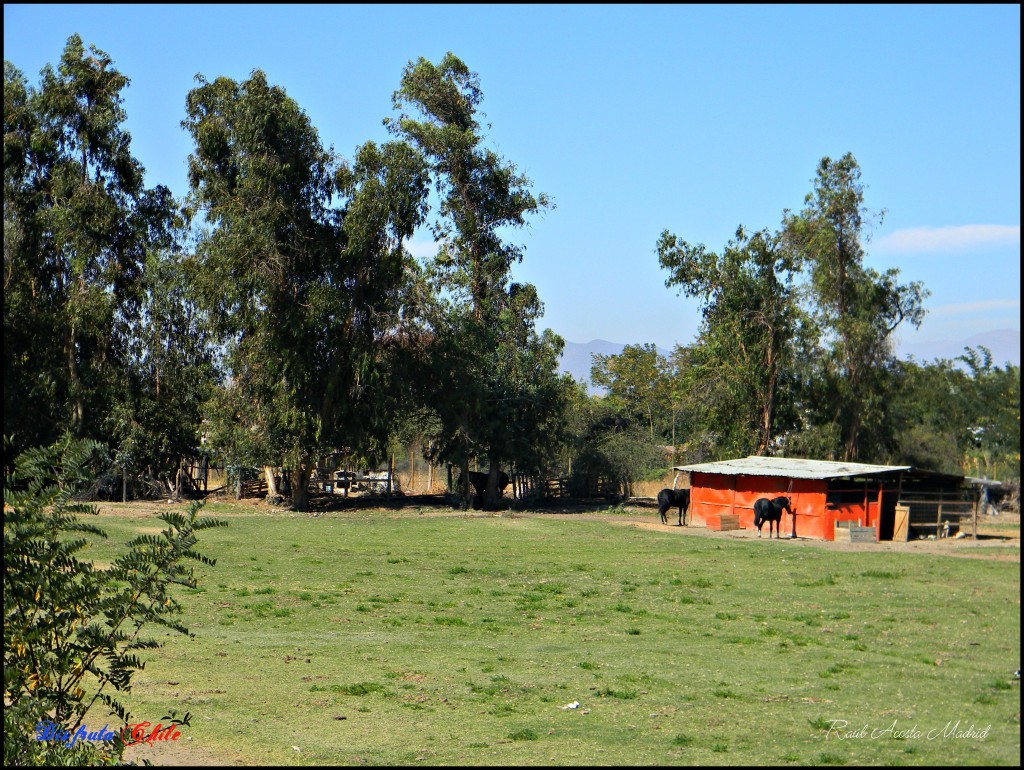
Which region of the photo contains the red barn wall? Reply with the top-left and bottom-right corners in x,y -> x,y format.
690,472 -> 844,540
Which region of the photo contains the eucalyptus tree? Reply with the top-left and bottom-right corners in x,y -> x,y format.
106,248 -> 217,498
388,53 -> 559,509
4,36 -> 175,456
953,347 -> 1020,481
590,343 -> 672,442
783,153 -> 927,461
657,226 -> 804,457
480,285 -> 574,482
183,70 -> 429,510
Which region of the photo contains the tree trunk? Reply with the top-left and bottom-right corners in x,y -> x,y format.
459,456 -> 471,511
290,463 -> 314,511
842,366 -> 862,461
484,460 -> 501,511
842,413 -> 861,462
264,466 -> 280,497
122,467 -> 128,503
387,453 -> 395,499
66,331 -> 84,437
172,457 -> 184,499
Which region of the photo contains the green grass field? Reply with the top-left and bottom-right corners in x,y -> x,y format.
83,502 -> 1020,766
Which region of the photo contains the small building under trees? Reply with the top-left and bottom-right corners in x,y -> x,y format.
674,456 -> 979,541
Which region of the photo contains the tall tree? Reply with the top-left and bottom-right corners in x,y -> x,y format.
184,70 -> 430,510
783,153 -> 927,460
884,348 -> 1020,480
657,226 -> 804,456
952,347 -> 1020,481
388,53 -> 558,509
107,248 -> 216,498
4,36 -> 174,457
590,343 -> 672,441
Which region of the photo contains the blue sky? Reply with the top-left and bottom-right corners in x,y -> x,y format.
5,4 -> 1020,364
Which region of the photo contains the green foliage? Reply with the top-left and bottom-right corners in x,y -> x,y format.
648,153 -> 980,469
4,35 -> 176,459
183,69 -> 430,508
591,343 -> 672,441
3,435 -> 226,765
782,153 -> 928,461
658,226 -> 806,458
107,248 -> 217,495
389,53 -> 565,507
889,348 -> 1020,479
568,399 -> 663,498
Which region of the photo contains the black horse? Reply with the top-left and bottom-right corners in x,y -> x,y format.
657,488 -> 691,526
753,496 -> 793,538
457,470 -> 511,506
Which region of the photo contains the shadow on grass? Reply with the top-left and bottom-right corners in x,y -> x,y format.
202,490 -> 631,516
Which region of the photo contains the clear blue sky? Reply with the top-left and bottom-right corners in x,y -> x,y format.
5,4 -> 1020,364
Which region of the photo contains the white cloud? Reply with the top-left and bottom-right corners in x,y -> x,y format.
873,225 -> 1020,255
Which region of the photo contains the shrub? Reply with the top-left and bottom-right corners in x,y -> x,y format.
3,435 -> 226,765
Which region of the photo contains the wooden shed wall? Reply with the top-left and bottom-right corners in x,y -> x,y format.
690,471 -> 854,540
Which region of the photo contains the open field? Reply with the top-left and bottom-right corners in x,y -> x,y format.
79,497 -> 1020,766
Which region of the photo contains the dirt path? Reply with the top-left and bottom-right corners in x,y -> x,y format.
591,514 -> 1020,561
93,497 -> 1020,562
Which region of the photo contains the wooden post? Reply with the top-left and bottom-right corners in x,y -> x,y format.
409,444 -> 416,494
973,487 -> 979,540
936,501 -> 943,538
875,481 -> 883,542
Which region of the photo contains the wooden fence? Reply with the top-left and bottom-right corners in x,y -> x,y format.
894,492 -> 977,541
510,474 -> 617,500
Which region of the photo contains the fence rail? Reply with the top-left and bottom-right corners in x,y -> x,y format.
894,496 -> 977,541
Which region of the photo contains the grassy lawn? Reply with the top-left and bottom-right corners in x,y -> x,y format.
83,501 -> 1020,766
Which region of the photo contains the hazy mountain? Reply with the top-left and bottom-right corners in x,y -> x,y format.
897,329 -> 1020,367
560,330 -> 1019,392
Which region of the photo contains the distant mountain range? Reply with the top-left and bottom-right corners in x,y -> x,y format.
559,329 -> 1020,389
896,329 -> 1020,368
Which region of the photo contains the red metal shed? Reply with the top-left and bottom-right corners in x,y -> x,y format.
674,457 -> 917,541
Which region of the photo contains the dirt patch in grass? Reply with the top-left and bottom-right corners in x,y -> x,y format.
123,736 -> 243,766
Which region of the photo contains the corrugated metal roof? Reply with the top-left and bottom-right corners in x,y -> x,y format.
673,456 -> 911,480
966,476 -> 1004,487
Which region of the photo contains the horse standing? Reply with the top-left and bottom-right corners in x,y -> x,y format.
753,496 -> 793,538
457,470 -> 511,508
657,488 -> 690,526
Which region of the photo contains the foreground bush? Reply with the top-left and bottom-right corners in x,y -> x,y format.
3,435 -> 226,765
